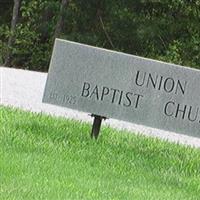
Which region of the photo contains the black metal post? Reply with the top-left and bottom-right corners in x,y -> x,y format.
91,114 -> 106,139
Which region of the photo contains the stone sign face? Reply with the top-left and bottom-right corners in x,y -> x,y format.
43,39 -> 200,138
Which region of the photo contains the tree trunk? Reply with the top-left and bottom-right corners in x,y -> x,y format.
4,0 -> 21,67
53,0 -> 69,41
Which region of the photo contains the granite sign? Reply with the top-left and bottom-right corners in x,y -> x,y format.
43,39 -> 200,138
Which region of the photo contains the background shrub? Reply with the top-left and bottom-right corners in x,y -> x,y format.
0,0 -> 199,71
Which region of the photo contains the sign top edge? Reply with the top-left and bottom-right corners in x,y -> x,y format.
55,38 -> 199,72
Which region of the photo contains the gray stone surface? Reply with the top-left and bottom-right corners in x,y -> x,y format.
1,66 -> 200,148
43,39 -> 200,138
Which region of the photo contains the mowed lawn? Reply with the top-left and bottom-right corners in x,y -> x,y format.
1,106 -> 200,200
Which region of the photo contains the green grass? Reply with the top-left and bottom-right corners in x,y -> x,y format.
1,106 -> 200,200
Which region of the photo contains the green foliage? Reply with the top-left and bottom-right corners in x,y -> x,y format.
0,25 -> 10,64
0,0 -> 199,70
0,0 -> 58,70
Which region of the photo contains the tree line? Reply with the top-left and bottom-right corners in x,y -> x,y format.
0,0 -> 199,71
